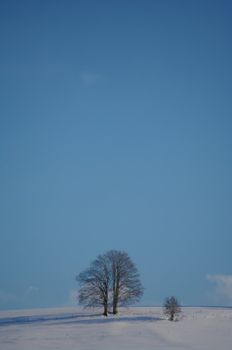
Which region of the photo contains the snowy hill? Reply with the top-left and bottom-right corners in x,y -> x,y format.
0,307 -> 232,350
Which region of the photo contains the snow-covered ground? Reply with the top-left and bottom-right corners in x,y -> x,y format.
0,306 -> 232,350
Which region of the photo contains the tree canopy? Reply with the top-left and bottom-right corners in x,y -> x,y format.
76,250 -> 143,316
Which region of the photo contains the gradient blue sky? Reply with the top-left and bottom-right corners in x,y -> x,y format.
0,0 -> 232,310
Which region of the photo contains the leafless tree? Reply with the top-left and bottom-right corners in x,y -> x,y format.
76,253 -> 110,316
163,296 -> 181,321
106,250 -> 144,314
76,250 -> 143,316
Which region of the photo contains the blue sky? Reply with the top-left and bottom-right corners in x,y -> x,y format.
0,0 -> 232,310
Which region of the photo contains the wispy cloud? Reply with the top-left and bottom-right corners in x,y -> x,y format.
80,72 -> 103,87
206,274 -> 232,305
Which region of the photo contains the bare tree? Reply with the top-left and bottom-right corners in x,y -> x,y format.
76,253 -> 110,316
163,296 -> 181,321
76,250 -> 143,316
106,250 -> 144,314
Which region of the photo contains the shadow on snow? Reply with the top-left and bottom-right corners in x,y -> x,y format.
0,313 -> 162,327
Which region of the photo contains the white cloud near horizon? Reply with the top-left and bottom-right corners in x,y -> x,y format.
206,274 -> 232,305
80,72 -> 103,86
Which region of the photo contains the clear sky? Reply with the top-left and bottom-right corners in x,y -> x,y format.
0,0 -> 232,310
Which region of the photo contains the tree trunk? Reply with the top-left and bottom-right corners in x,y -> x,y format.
113,282 -> 119,314
112,291 -> 117,314
112,301 -> 118,314
103,303 -> 108,316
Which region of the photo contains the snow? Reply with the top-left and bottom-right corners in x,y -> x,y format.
0,306 -> 232,350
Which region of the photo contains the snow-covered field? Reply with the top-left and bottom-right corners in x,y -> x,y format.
0,306 -> 232,350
